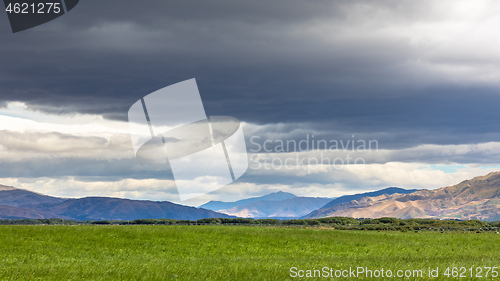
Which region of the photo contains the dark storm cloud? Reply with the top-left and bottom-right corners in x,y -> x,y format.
0,157 -> 176,180
1,0 -> 500,148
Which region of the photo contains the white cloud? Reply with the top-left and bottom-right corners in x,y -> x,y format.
1,104 -> 500,203
0,177 -> 179,202
0,102 -> 134,160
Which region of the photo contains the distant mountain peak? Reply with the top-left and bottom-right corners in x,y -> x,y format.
200,191 -> 297,212
0,185 -> 17,191
258,191 -> 296,200
379,187 -> 409,192
218,196 -> 332,219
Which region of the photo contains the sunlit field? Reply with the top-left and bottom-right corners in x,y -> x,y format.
0,225 -> 498,280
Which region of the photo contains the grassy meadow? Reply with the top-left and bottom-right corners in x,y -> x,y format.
0,225 -> 498,280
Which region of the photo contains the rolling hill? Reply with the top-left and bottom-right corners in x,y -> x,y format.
310,172 -> 500,221
0,185 -> 65,207
0,185 -> 232,221
30,197 -> 232,221
305,187 -> 418,219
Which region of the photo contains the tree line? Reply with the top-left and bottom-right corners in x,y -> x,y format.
0,217 -> 499,231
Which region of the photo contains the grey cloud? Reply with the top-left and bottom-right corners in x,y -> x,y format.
1,0 -> 500,150
0,130 -> 132,157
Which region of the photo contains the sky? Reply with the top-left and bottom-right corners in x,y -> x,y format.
1,0 -> 500,205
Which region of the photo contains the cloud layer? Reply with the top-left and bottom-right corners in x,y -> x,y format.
1,1 -> 500,144
1,103 -> 500,204
2,1 -> 500,203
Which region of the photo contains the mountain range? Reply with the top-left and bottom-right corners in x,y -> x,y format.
0,185 -> 231,221
200,191 -> 297,212
2,171 -> 500,221
201,191 -> 332,219
304,187 -> 418,219
307,172 -> 500,221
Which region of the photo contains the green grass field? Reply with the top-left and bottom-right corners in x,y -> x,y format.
0,225 -> 498,280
